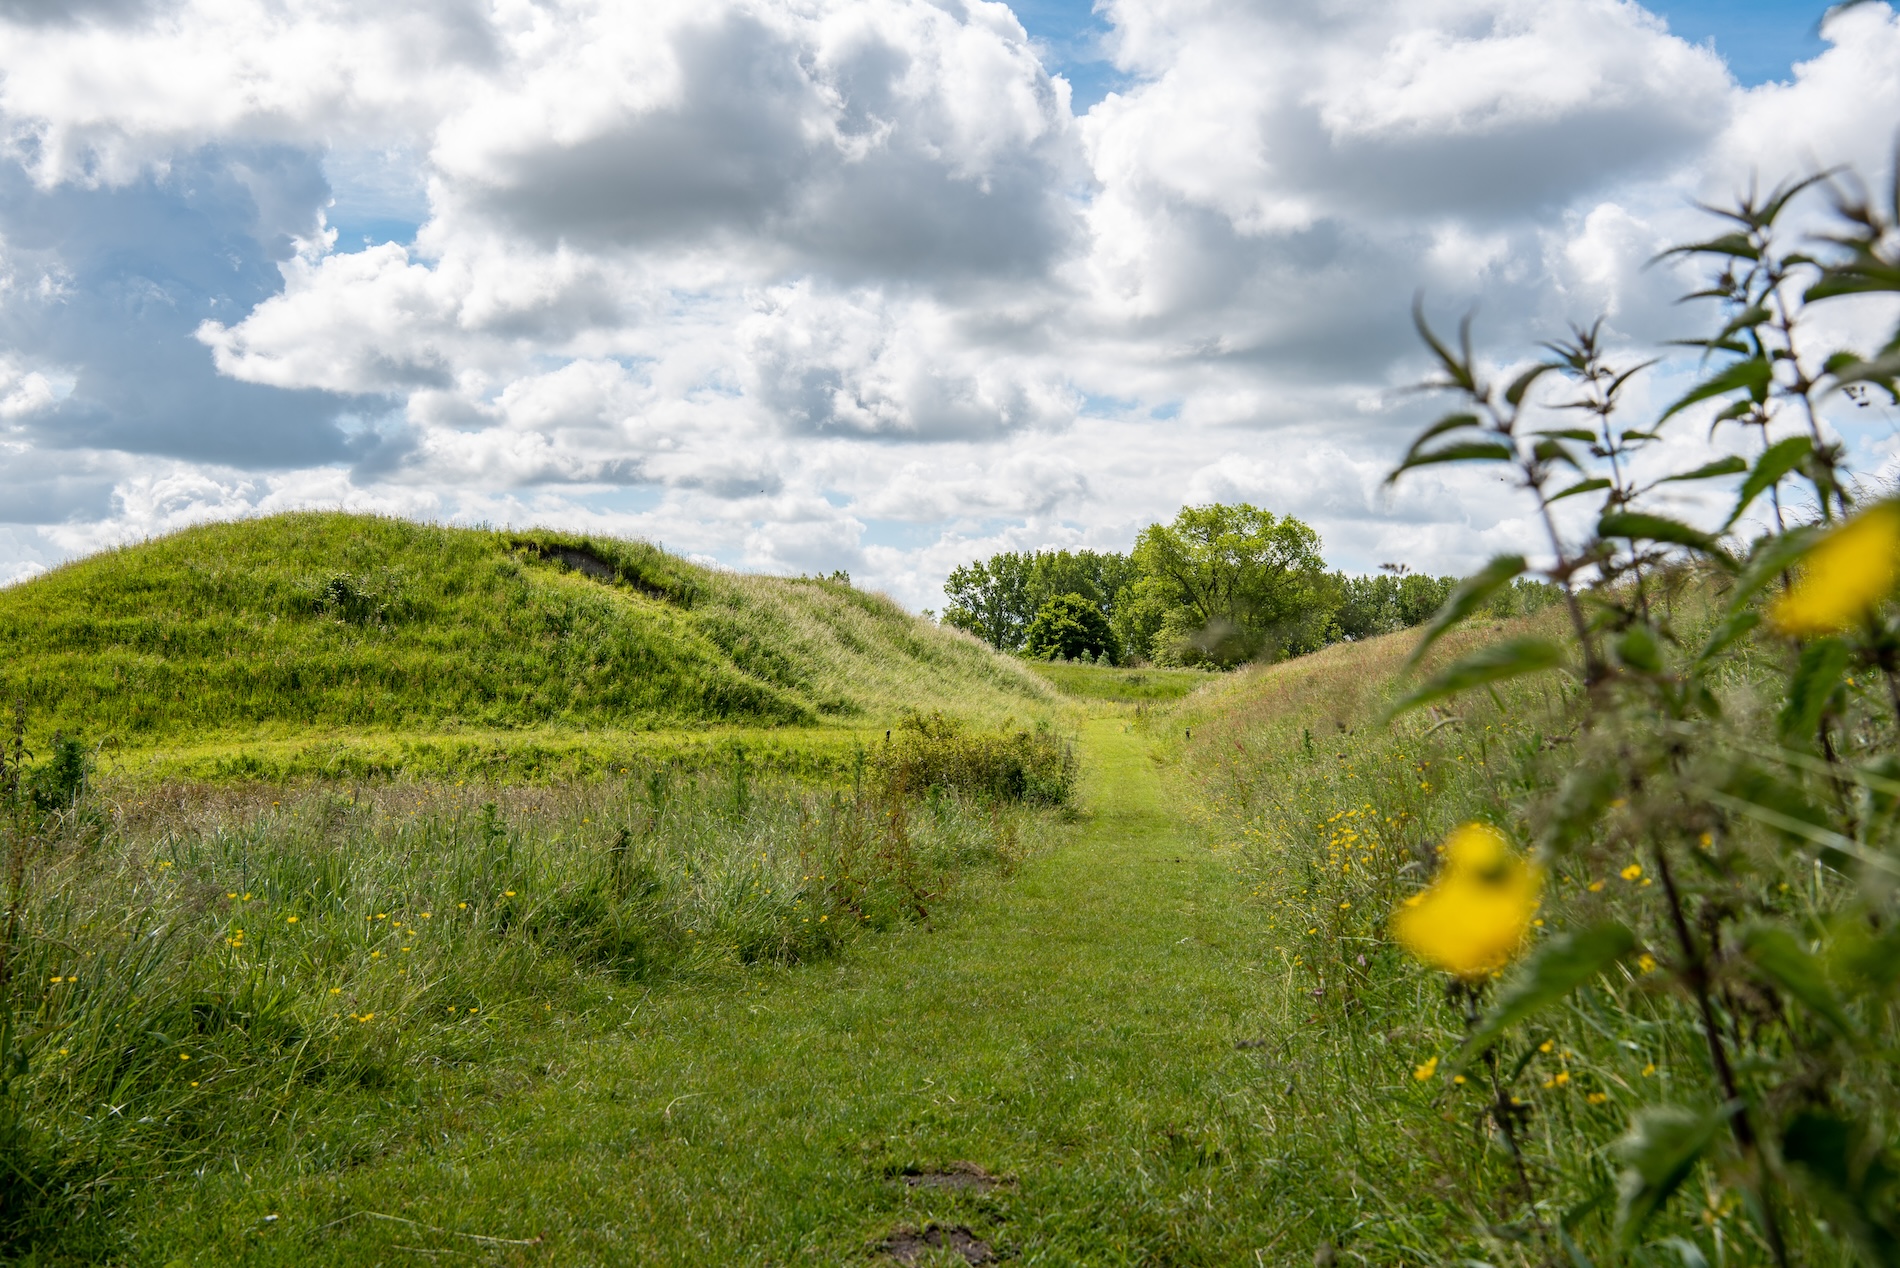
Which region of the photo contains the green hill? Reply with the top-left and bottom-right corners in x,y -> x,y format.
0,513 -> 1052,779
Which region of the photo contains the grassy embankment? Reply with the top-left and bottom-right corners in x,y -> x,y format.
0,512 -> 1053,782
1172,607 -> 1892,1264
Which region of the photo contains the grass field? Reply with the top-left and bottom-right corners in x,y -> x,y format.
5,520 -> 1889,1264
1023,660 -> 1212,703
35,717 -> 1316,1265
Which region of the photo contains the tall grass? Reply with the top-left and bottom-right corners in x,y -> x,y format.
0,749 -> 1065,1254
1175,602 -> 1893,1264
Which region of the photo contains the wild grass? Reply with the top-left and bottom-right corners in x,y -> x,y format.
1024,660 -> 1213,703
1172,606 -> 1892,1265
0,513 -> 1055,775
0,748 -> 1064,1255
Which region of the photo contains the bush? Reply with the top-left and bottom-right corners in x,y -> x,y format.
1023,593 -> 1120,664
874,712 -> 1077,806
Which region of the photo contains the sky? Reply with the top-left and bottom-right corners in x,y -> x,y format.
1,0 -> 1897,608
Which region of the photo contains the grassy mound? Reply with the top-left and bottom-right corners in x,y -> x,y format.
0,513 -> 1050,775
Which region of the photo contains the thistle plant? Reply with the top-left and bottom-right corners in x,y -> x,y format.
1382,167 -> 1900,1264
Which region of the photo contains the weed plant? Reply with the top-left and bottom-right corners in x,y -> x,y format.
875,712 -> 1078,805
0,732 -> 1063,1254
1184,170 -> 1900,1266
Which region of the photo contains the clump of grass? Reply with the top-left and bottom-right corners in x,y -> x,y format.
0,752 -> 1061,1253
875,711 -> 1077,806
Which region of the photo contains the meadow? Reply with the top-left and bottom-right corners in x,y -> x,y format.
7,165 -> 1900,1263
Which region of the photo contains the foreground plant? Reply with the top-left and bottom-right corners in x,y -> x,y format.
1380,168 -> 1900,1263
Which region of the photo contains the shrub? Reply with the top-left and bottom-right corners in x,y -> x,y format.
1023,593 -> 1120,664
874,712 -> 1077,806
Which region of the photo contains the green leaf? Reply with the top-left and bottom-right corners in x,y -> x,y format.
1505,363 -> 1557,407
1661,456 -> 1747,484
1715,305 -> 1774,343
1740,924 -> 1858,1042
1660,357 -> 1772,423
1388,636 -> 1567,718
1781,1111 -> 1900,1266
1404,555 -> 1527,673
1454,924 -> 1635,1068
1777,637 -> 1850,746
1614,1104 -> 1732,1243
1694,607 -> 1760,669
1719,764 -> 1831,848
1533,438 -> 1584,471
1614,623 -> 1663,673
1828,349 -> 1900,393
1543,763 -> 1623,854
1728,526 -> 1821,611
1726,436 -> 1813,528
1533,428 -> 1599,443
1549,478 -> 1613,504
1390,440 -> 1517,479
1404,412 -> 1483,452
1659,233 -> 1761,262
1597,512 -> 1727,562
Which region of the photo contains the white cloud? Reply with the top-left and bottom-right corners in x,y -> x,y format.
2,0 -> 1900,613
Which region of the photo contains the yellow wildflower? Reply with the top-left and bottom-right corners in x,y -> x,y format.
1637,953 -> 1657,974
1621,864 -> 1643,881
1771,503 -> 1900,635
1414,1056 -> 1438,1081
1391,823 -> 1542,981
1587,1091 -> 1608,1105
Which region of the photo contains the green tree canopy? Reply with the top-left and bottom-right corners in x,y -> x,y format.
1023,593 -> 1121,663
1118,503 -> 1332,667
943,549 -> 1135,652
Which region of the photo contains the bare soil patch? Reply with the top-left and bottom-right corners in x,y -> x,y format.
900,1162 -> 1010,1193
877,1224 -> 995,1265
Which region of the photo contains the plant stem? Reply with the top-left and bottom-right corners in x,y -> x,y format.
1650,840 -> 1790,1268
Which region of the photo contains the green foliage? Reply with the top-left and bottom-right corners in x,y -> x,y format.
0,513 -> 1052,770
941,549 -> 1137,652
874,712 -> 1077,806
1119,502 -> 1332,667
1022,593 -> 1120,664
1182,159 -> 1900,1265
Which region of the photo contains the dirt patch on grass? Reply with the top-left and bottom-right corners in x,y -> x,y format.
877,1224 -> 995,1265
901,1162 -> 1011,1193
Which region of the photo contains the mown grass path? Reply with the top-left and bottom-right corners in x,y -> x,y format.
156,718 -> 1294,1265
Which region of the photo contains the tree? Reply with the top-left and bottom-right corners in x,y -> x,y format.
942,553 -> 1034,649
943,549 -> 1137,652
1120,503 -> 1333,666
1023,593 -> 1120,663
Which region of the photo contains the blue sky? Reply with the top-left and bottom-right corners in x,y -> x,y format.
1016,0 -> 1831,110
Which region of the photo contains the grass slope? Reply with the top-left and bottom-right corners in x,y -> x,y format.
0,513 -> 1051,777
107,718 -> 1301,1265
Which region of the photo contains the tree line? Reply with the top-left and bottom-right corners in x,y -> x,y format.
940,502 -> 1559,667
